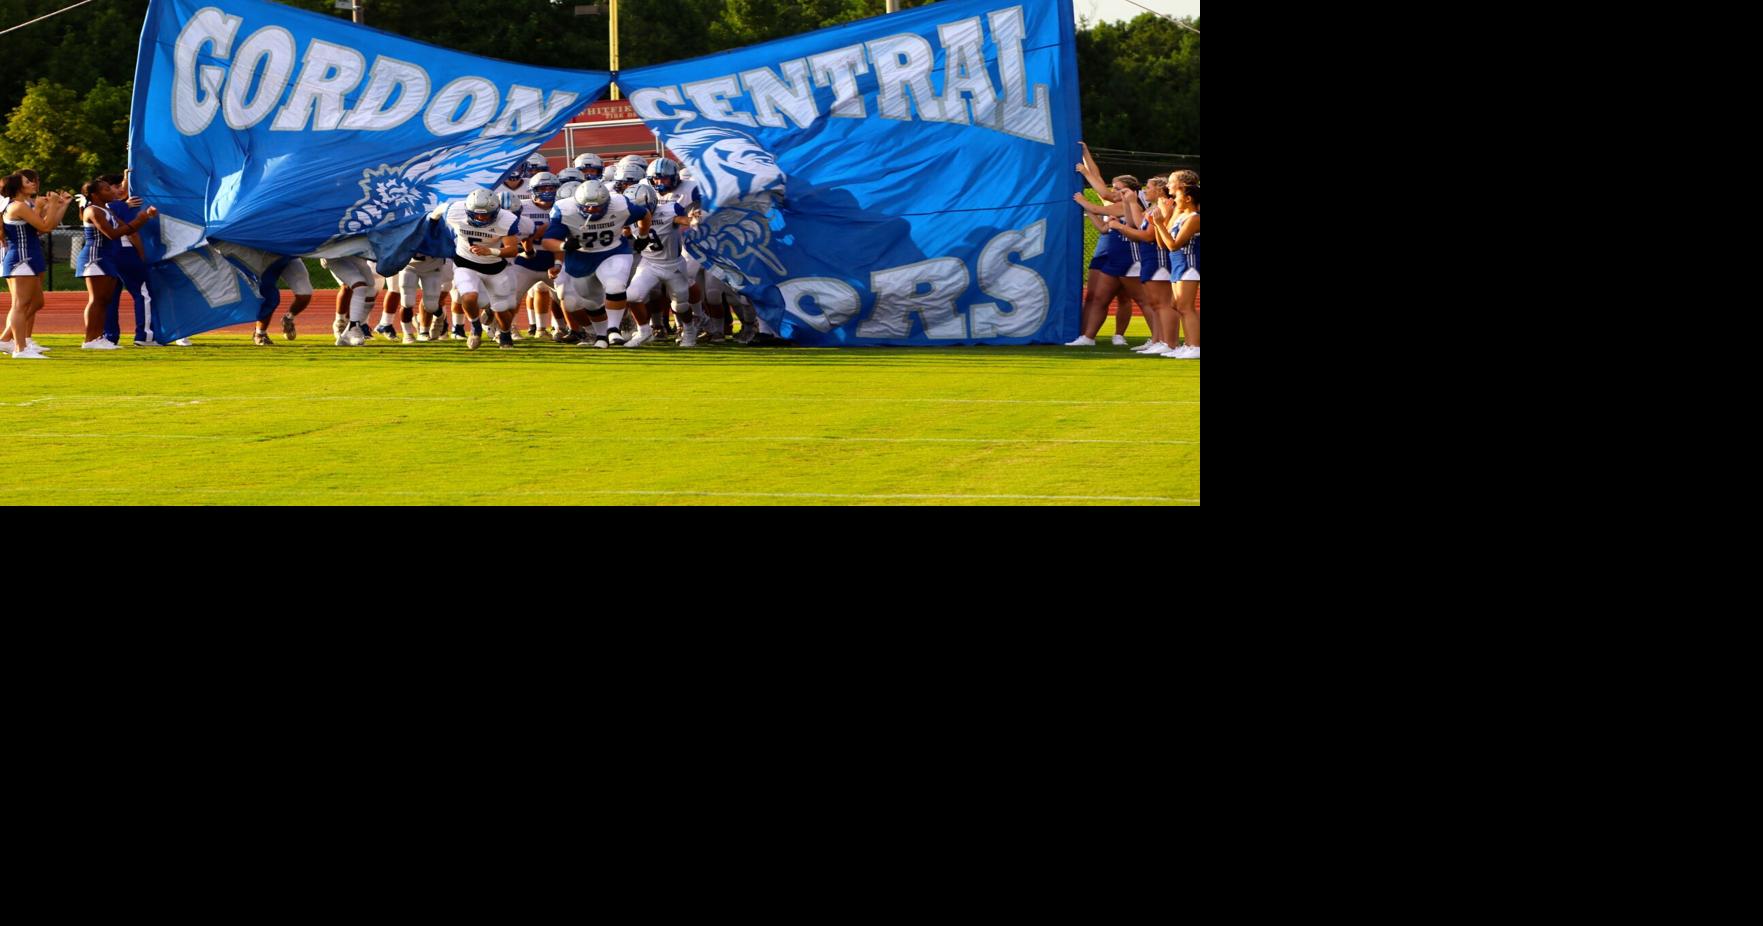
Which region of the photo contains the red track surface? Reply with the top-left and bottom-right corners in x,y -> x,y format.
7,288 -> 1191,336
5,290 -> 350,336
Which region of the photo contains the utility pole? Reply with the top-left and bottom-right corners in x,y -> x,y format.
609,0 -> 620,100
886,0 -> 900,11
334,1 -> 364,25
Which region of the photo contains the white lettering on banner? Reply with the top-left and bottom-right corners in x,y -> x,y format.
629,85 -> 689,121
169,11 -> 582,137
338,56 -> 430,131
485,85 -> 580,137
866,33 -> 950,123
781,278 -> 862,333
774,222 -> 1050,339
740,61 -> 819,130
683,76 -> 757,127
856,258 -> 970,339
936,17 -> 999,129
173,8 -> 242,136
270,39 -> 366,131
968,220 -> 1048,337
221,26 -> 295,131
423,76 -> 500,134
630,5 -> 1052,144
808,45 -> 869,119
988,6 -> 1054,144
171,249 -> 243,307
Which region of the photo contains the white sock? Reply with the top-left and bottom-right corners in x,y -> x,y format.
350,288 -> 373,323
606,308 -> 626,329
592,320 -> 608,336
637,323 -> 653,337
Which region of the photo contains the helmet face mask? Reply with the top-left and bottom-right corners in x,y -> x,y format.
609,162 -> 646,194
647,157 -> 681,193
625,183 -> 657,211
530,172 -> 560,207
465,189 -> 500,227
574,180 -> 610,220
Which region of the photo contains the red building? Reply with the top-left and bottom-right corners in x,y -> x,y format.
531,99 -> 665,171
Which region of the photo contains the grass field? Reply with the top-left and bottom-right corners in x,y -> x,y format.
2,320 -> 1199,505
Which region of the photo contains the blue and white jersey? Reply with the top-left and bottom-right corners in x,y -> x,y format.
658,177 -> 703,214
2,205 -> 46,277
545,192 -> 648,276
76,205 -> 123,275
517,199 -> 553,240
514,198 -> 557,271
1169,213 -> 1201,276
637,201 -> 689,265
1138,217 -> 1169,282
445,200 -> 522,269
109,200 -> 143,254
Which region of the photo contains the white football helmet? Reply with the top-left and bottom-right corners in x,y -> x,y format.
609,161 -> 646,192
573,153 -> 604,177
573,180 -> 610,219
464,189 -> 500,227
529,172 -> 560,206
646,157 -> 681,193
624,183 -> 657,211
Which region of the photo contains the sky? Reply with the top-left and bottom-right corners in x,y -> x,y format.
1074,0 -> 1200,25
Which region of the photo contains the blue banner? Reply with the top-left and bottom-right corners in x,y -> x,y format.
620,0 -> 1082,345
141,242 -> 280,341
127,0 -> 608,339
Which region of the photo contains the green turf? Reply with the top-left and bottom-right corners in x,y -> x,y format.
2,321 -> 1199,505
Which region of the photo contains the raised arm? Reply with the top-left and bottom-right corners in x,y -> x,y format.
1076,141 -> 1111,198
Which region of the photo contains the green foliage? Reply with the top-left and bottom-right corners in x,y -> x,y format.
1076,14 -> 1200,160
0,78 -> 133,192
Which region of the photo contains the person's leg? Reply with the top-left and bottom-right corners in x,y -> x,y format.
1142,281 -> 1175,350
11,276 -> 47,347
1071,270 -> 1118,343
112,251 -> 145,343
1174,280 -> 1199,350
378,288 -> 403,335
1113,294 -> 1135,338
84,276 -> 118,342
103,271 -> 123,343
1115,278 -> 1158,351
331,280 -> 351,338
3,277 -> 28,349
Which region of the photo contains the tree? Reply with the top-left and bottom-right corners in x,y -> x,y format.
0,78 -> 133,192
1075,14 -> 1200,167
